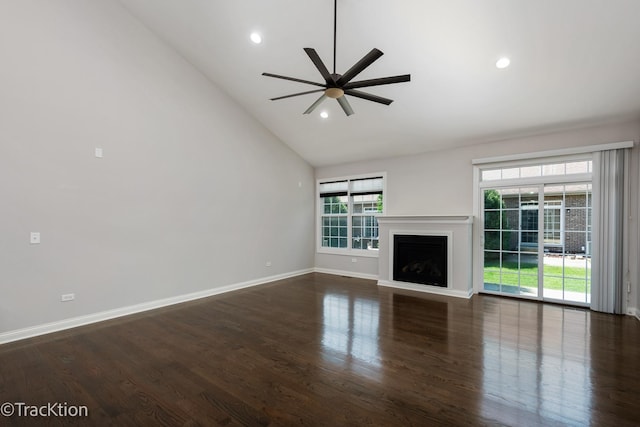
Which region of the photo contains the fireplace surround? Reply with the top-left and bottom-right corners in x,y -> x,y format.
377,216 -> 473,298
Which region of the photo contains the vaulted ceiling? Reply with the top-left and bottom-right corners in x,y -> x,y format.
118,0 -> 640,167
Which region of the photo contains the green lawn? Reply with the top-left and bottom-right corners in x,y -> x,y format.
484,259 -> 590,292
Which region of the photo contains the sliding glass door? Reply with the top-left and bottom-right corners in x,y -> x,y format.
482,183 -> 592,305
541,184 -> 591,304
483,187 -> 540,298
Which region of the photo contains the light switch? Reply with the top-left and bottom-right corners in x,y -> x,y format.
95,147 -> 103,158
30,232 -> 41,244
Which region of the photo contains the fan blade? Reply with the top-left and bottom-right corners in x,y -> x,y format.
343,74 -> 411,90
344,89 -> 393,105
336,48 -> 383,86
303,94 -> 328,114
303,48 -> 334,84
270,89 -> 325,101
336,96 -> 354,116
262,72 -> 326,88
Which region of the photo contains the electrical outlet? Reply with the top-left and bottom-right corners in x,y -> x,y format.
265,261 -> 272,267
61,293 -> 75,302
351,258 -> 357,263
30,232 -> 41,244
95,147 -> 103,158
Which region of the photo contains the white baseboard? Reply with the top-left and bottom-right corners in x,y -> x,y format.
0,268 -> 313,345
377,280 -> 473,299
313,267 -> 378,281
628,307 -> 640,322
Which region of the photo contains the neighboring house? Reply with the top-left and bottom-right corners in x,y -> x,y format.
501,188 -> 591,255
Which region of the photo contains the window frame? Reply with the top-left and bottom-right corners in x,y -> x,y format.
473,154 -> 594,298
519,200 -> 565,248
316,173 -> 386,257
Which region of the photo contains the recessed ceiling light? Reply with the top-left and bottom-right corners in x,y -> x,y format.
320,111 -> 329,119
250,32 -> 262,44
496,57 -> 510,69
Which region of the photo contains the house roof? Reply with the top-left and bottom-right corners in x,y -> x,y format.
118,0 -> 640,167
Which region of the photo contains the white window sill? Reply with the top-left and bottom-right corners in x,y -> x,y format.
317,248 -> 380,258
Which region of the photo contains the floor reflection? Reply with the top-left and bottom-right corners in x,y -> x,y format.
322,293 -> 381,372
481,301 -> 592,425
392,294 -> 449,344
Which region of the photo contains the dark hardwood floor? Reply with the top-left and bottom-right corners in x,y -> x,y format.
1,273 -> 639,426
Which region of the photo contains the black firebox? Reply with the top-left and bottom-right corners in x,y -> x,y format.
393,235 -> 447,287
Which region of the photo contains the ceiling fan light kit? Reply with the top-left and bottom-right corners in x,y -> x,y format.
324,87 -> 344,99
262,0 -> 410,116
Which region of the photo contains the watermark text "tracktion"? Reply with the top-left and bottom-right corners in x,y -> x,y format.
1,402 -> 88,418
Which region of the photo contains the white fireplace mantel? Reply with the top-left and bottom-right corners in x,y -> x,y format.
377,215 -> 474,298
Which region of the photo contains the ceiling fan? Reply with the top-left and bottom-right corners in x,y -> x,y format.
262,0 -> 411,116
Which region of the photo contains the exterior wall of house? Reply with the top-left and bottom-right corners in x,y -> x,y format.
499,193 -> 590,254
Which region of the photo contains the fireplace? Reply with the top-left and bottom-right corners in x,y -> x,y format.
377,216 -> 472,298
393,234 -> 448,287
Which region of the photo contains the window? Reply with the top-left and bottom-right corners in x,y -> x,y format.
520,202 -> 539,246
543,200 -> 563,245
520,200 -> 564,247
481,160 -> 592,182
318,175 -> 384,254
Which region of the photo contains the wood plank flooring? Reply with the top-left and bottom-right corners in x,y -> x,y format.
1,273 -> 639,426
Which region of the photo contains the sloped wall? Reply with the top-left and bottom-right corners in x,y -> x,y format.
0,0 -> 314,337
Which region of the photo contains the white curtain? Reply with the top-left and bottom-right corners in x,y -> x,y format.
591,149 -> 626,313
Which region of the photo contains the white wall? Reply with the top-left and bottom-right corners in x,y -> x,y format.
315,120 -> 640,313
635,146 -> 640,320
0,0 -> 314,336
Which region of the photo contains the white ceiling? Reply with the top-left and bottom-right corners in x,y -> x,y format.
118,0 -> 640,167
